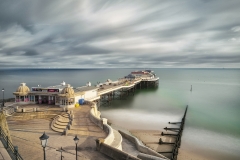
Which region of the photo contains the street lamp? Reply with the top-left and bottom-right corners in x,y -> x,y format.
2,88 -> 4,108
39,132 -> 49,160
73,135 -> 79,160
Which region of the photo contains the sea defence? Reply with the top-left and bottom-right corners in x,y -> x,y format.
86,71 -> 162,159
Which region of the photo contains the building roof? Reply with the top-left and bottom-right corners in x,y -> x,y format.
61,84 -> 74,94
13,83 -> 30,96
46,84 -> 66,89
125,74 -> 136,78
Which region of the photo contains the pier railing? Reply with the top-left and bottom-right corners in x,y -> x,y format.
0,126 -> 24,160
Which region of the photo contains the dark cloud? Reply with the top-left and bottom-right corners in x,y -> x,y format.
24,49 -> 39,56
68,45 -> 112,55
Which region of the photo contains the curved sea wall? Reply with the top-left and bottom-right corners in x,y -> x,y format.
87,100 -> 168,159
86,100 -> 121,148
118,130 -> 169,159
137,153 -> 167,160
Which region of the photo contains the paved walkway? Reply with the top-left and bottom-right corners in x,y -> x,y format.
0,142 -> 11,160
68,105 -> 106,137
7,105 -> 112,160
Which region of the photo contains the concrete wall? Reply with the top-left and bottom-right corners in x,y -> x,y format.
89,107 -> 103,129
14,102 -> 35,105
137,153 -> 167,160
102,120 -> 114,146
96,140 -> 140,160
87,100 -> 120,149
118,130 -> 169,159
60,104 -> 75,109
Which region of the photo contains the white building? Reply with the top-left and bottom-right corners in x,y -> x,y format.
13,82 -> 99,108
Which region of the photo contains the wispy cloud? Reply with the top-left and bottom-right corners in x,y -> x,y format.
0,0 -> 240,68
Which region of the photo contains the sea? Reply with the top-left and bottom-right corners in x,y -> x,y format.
0,68 -> 240,160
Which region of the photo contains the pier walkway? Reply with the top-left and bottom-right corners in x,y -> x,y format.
96,78 -> 141,97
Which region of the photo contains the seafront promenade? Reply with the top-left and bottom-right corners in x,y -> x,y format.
6,104 -> 112,160
0,70 -> 169,160
4,103 -> 165,160
0,141 -> 11,160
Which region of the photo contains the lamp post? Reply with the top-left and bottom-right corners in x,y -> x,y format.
39,132 -> 49,160
1,88 -> 4,108
73,135 -> 79,160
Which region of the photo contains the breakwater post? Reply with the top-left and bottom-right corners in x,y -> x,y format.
158,105 -> 188,160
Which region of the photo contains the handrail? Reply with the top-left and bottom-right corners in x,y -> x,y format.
0,126 -> 24,160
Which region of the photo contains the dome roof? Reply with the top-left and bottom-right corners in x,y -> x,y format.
61,84 -> 75,97
14,83 -> 30,96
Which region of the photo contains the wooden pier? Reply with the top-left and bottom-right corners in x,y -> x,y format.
92,78 -> 159,107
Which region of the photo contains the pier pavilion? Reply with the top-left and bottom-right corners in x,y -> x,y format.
13,82 -> 98,108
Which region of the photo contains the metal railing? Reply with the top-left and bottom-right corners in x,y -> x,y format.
0,126 -> 24,160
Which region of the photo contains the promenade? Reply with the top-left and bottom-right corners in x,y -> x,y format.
6,104 -> 111,160
0,141 -> 11,160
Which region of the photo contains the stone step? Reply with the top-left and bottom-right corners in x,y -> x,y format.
55,120 -> 68,126
51,125 -> 64,133
61,114 -> 69,118
53,123 -> 66,129
58,117 -> 69,123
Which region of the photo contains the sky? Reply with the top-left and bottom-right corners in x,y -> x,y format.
0,0 -> 240,68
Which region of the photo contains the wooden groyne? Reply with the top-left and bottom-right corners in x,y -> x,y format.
158,105 -> 188,160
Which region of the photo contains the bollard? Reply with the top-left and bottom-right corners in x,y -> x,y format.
102,118 -> 108,124
33,108 -> 37,112
22,108 -> 25,113
95,138 -> 104,151
15,106 -> 18,112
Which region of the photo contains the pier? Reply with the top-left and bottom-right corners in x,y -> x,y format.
92,76 -> 159,107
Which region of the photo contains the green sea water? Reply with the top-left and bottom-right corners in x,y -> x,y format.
0,68 -> 240,159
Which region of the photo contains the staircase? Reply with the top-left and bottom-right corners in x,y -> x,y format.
51,113 -> 70,133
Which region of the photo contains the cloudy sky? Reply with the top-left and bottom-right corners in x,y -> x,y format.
0,0 -> 240,68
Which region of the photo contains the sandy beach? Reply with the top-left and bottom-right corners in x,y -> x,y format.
130,130 -> 208,160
